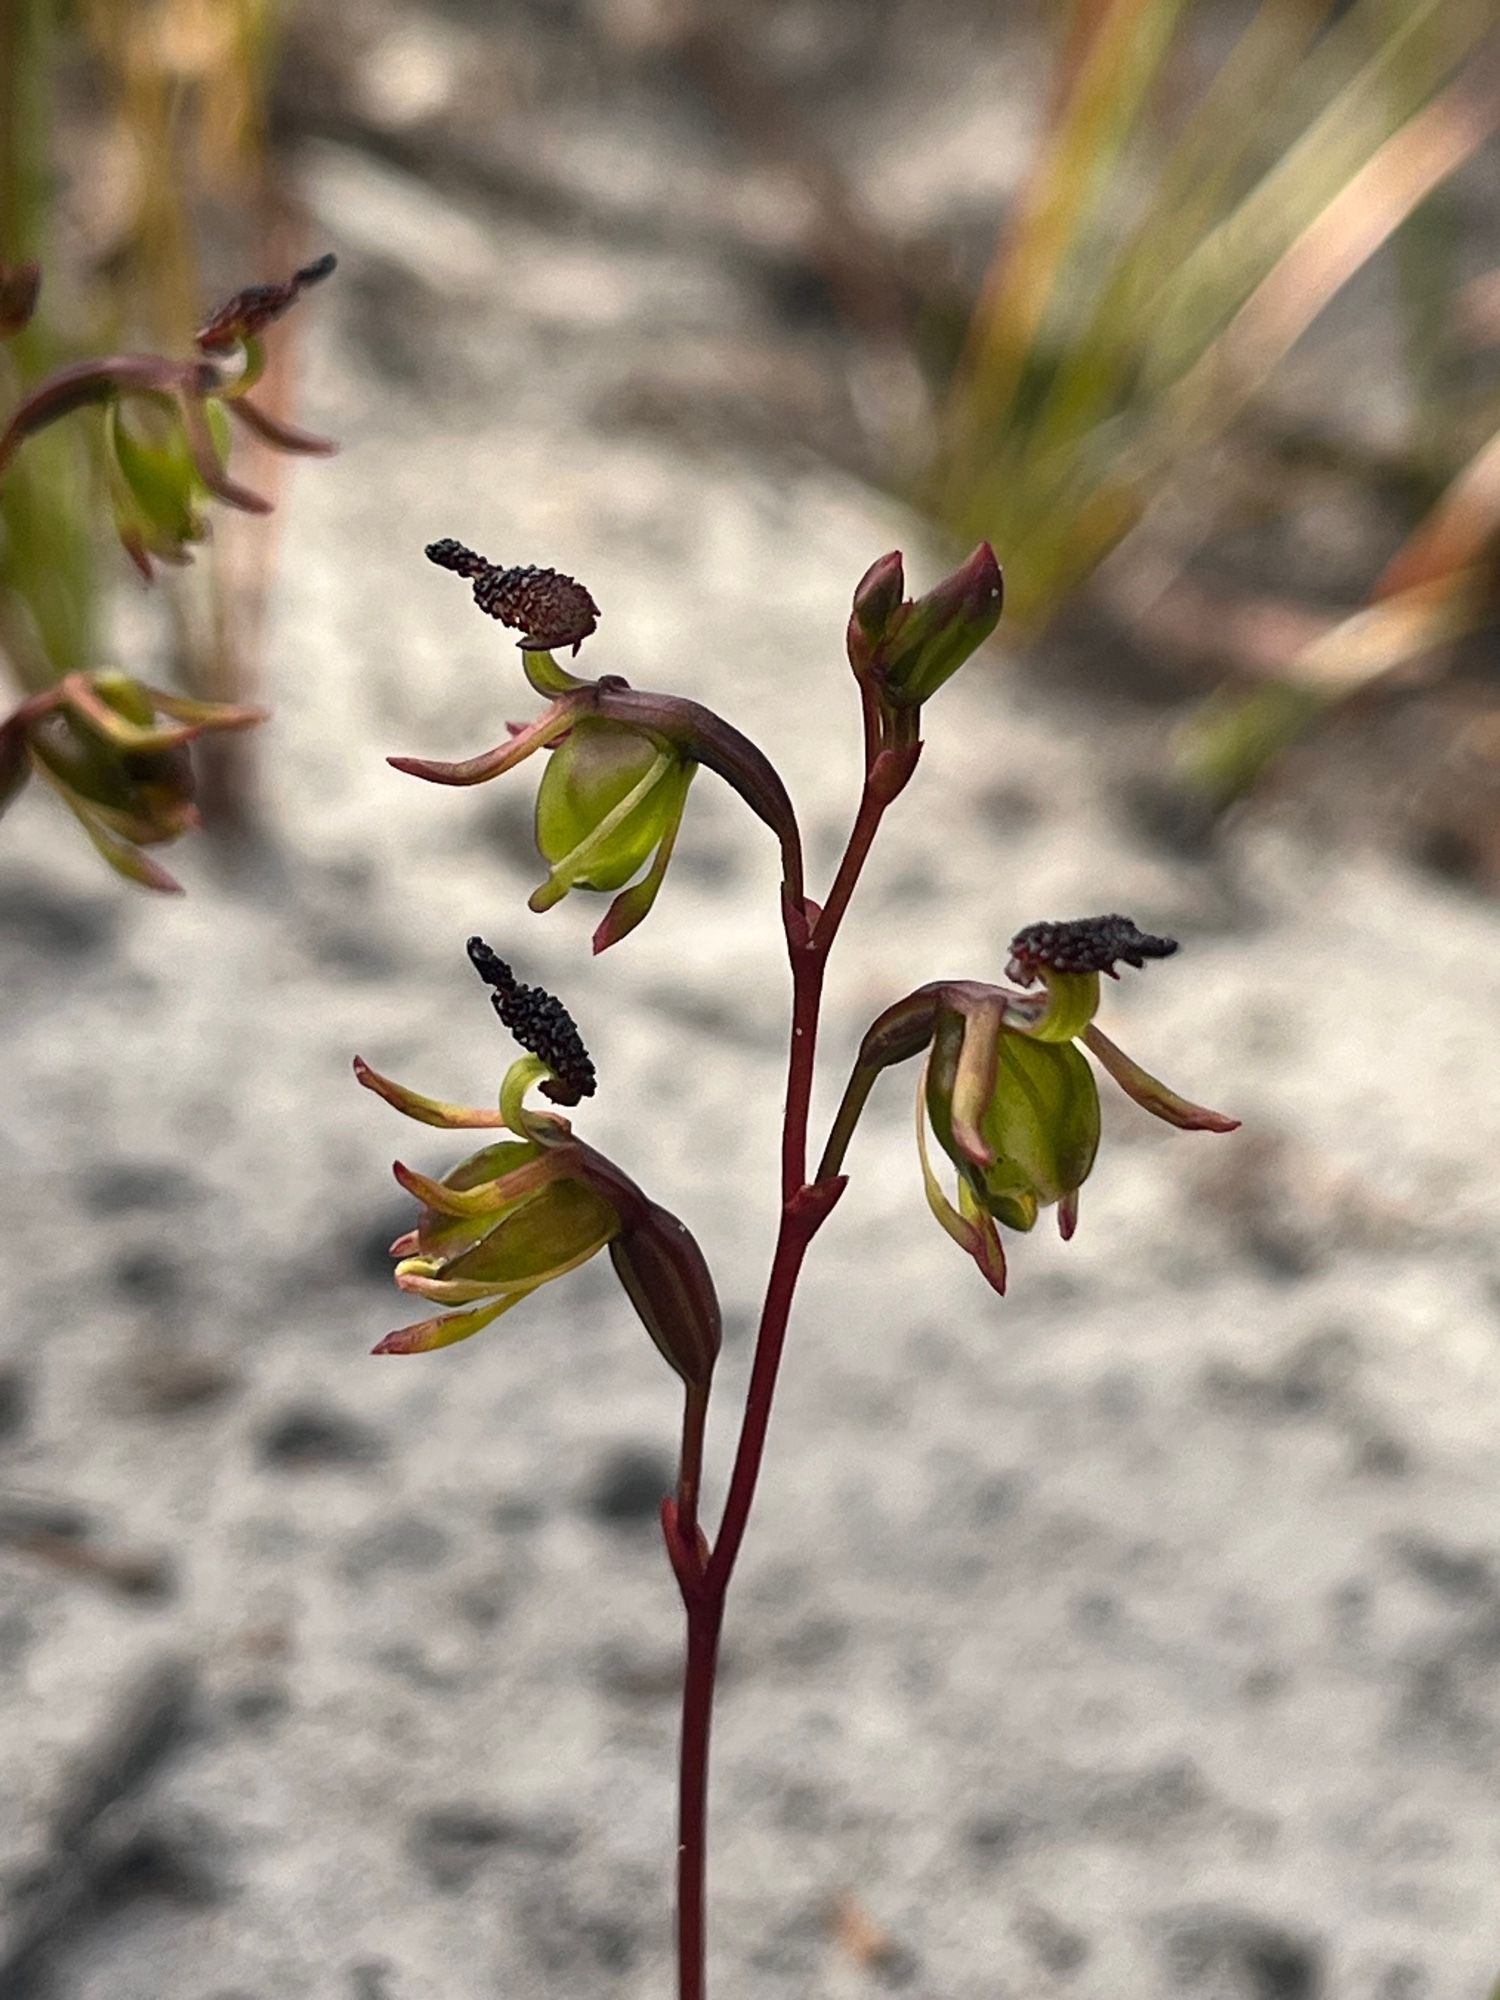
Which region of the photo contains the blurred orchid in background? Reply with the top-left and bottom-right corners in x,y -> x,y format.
0,669 -> 262,891
0,254 -> 336,579
0,255 -> 337,887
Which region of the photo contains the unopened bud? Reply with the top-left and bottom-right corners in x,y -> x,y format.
850,550 -> 906,643
873,543 -> 1004,708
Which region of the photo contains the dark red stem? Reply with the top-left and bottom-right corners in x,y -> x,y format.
670,740 -> 916,2000
675,1597 -> 721,2000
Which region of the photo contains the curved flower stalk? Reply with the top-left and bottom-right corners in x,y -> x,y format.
0,670 -> 264,890
0,255 -> 337,578
821,914 -> 1239,1293
355,939 -> 720,1384
391,541 -> 804,950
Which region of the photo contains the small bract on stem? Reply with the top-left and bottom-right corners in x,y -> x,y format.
360,537 -> 1238,1999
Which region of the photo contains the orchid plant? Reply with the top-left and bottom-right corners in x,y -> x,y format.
356,537 -> 1239,1997
0,254 -> 336,889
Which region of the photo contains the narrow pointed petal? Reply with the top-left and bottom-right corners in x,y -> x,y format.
226,395 -> 337,455
178,391 -> 272,514
591,856 -> 666,952
139,688 -> 267,730
591,765 -> 693,953
77,818 -> 184,892
387,697 -> 583,786
31,763 -> 184,892
352,1056 -> 506,1128
949,995 -> 1005,1169
391,1152 -> 558,1216
1057,1188 -> 1079,1241
1082,1025 -> 1240,1132
373,1291 -> 530,1355
956,1178 -> 1010,1295
392,1270 -> 512,1304
58,677 -> 207,753
120,530 -> 156,582
916,1067 -> 1007,1294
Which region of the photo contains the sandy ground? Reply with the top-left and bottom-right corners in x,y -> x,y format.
5,26 -> 1500,1999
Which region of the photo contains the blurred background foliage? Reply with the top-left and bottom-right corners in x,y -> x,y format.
3,0 -> 1499,882
929,0 -> 1500,821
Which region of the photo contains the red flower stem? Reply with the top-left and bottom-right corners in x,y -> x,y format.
674,1595 -> 721,2000
671,748 -> 914,2000
675,1379 -> 710,1554
778,945 -> 827,1206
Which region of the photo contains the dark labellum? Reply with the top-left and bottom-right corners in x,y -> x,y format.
1006,914 -> 1178,984
196,254 -> 337,352
426,540 -> 599,653
466,937 -> 597,1104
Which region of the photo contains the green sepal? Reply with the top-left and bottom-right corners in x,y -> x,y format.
981,1035 -> 1100,1209
373,1291 -> 530,1356
929,1027 -> 1100,1217
438,1178 -> 617,1287
106,398 -> 206,553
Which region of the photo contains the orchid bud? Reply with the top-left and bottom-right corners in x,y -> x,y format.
847,544 -> 1003,710
356,942 -> 721,1384
849,551 -> 906,648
